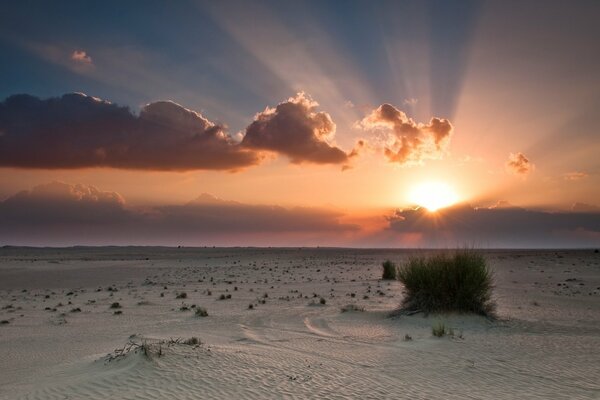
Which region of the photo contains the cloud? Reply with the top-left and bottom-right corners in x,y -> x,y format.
506,152 -> 533,175
0,182 -> 358,246
571,202 -> 600,212
386,203 -> 600,247
357,103 -> 453,165
157,193 -> 358,234
241,93 -> 351,164
562,171 -> 588,181
70,50 -> 92,65
0,93 -> 261,171
0,182 -> 134,229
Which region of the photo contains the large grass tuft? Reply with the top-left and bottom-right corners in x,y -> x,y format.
397,249 -> 495,316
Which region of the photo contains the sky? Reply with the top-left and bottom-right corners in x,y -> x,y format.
0,0 -> 599,247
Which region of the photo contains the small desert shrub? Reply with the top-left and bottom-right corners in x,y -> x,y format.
397,249 -> 495,316
110,302 -> 121,309
195,307 -> 208,317
319,297 -> 326,305
176,292 -> 187,299
340,304 -> 365,313
432,321 -> 447,337
382,260 -> 397,280
183,337 -> 201,345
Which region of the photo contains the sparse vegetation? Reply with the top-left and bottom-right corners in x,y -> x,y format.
319,297 -> 326,305
176,292 -> 187,299
432,321 -> 447,337
382,260 -> 397,280
110,302 -> 121,309
183,337 -> 201,345
106,336 -> 203,362
340,304 -> 365,313
397,249 -> 495,316
195,307 -> 208,317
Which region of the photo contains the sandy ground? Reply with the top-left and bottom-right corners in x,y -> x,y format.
0,247 -> 599,399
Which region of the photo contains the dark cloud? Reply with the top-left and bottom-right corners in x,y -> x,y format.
0,93 -> 261,171
241,93 -> 352,164
0,182 -> 358,246
387,203 -> 600,247
358,103 -> 453,165
571,202 -> 600,213
506,152 -> 533,175
157,193 -> 357,233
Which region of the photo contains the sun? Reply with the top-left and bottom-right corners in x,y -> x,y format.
409,182 -> 459,212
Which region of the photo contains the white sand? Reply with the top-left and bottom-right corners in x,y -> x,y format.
0,247 -> 599,399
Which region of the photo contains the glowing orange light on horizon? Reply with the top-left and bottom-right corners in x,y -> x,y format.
409,182 -> 459,212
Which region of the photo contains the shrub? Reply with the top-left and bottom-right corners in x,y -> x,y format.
432,321 -> 447,337
110,302 -> 121,309
195,307 -> 208,317
397,249 -> 495,316
340,304 -> 365,313
319,297 -> 326,305
176,292 -> 187,299
382,260 -> 397,280
183,337 -> 201,346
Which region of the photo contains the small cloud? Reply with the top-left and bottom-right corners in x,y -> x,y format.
506,152 -> 533,176
403,98 -> 418,106
562,171 -> 588,181
357,103 -> 453,166
71,50 -> 93,65
344,100 -> 355,108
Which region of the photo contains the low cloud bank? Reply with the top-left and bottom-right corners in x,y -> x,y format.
0,182 -> 357,246
387,203 -> 600,248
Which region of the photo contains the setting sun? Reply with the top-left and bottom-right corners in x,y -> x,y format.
409,182 -> 459,212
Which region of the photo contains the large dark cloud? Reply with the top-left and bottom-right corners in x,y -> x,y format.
241,93 -> 353,164
0,182 -> 358,246
358,103 -> 453,165
387,203 -> 600,247
0,93 -> 261,171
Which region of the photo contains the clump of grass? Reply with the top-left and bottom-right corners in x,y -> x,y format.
183,337 -> 201,346
397,249 -> 495,316
195,307 -> 208,317
340,304 -> 365,313
381,260 -> 397,280
110,302 -> 121,309
432,321 -> 447,337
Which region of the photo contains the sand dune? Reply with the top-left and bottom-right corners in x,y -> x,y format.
1,248 -> 599,399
